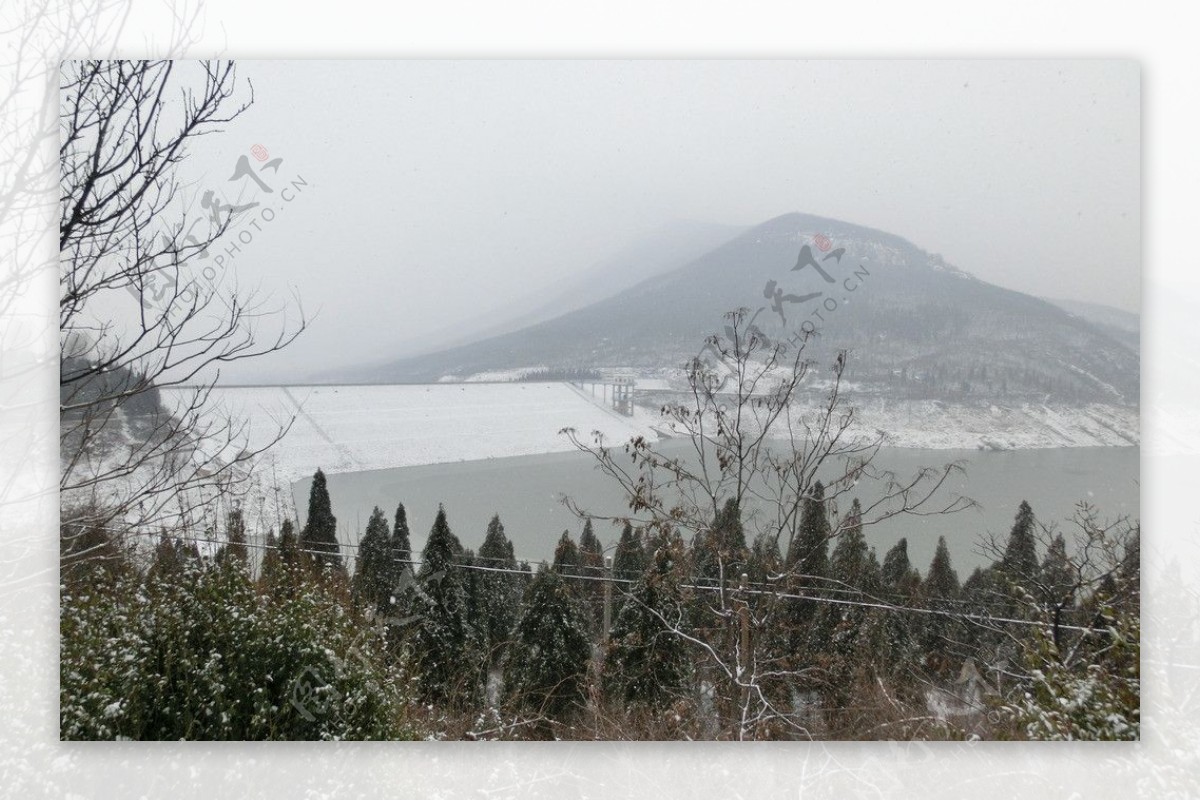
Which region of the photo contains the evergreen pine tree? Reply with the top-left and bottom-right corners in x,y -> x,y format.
924,536 -> 962,600
577,518 -> 606,633
1038,534 -> 1077,650
502,567 -> 593,725
385,502 -> 417,623
747,531 -> 782,585
695,498 -> 748,587
961,565 -> 985,597
786,481 -> 831,577
611,523 -> 647,582
921,535 -> 964,673
278,518 -> 299,568
818,499 -> 884,688
985,500 -> 1042,636
579,519 -> 602,568
881,537 -> 921,597
460,547 -> 482,631
260,528 -> 281,584
958,563 -> 1004,653
603,536 -> 691,709
220,507 -> 248,567
301,469 -> 341,570
391,502 -> 413,563
881,537 -> 910,588
477,514 -> 522,665
352,506 -> 392,616
148,534 -> 187,581
687,499 -> 750,661
517,561 -> 534,590
1039,534 -> 1075,609
782,481 -> 832,664
819,602 -> 902,736
267,518 -> 302,598
411,505 -> 481,707
552,529 -> 581,591
1001,500 -> 1039,580
828,499 -> 879,593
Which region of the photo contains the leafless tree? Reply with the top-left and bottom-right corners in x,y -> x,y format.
58,60 -> 305,550
973,502 -> 1140,672
561,308 -> 975,739
962,504 -> 1141,739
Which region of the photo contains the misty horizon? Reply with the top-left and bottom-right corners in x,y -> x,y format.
149,60 -> 1139,384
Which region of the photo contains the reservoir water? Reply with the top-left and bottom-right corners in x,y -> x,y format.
293,443 -> 1139,577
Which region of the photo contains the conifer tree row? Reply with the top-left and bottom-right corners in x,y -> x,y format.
301,469 -> 341,570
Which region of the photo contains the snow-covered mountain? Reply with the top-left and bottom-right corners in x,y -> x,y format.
347,212 -> 1139,407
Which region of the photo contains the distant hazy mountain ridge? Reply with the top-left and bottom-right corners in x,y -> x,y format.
1044,297 -> 1140,353
353,212 -> 1139,407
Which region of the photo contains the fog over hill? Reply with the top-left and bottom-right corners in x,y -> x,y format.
338,212 -> 1139,407
1044,297 -> 1140,353
348,219 -> 746,370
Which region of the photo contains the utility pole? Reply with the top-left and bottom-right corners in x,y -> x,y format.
603,555 -> 613,639
737,572 -> 751,709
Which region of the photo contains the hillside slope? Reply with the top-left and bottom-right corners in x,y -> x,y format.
359,212 -> 1138,406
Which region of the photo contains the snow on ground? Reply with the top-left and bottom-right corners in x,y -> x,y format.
171,382 -> 660,485
636,396 -> 1138,450
839,398 -> 1139,450
461,367 -> 545,382
167,383 -> 1138,492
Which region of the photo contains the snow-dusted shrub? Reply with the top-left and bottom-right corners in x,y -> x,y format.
1001,611 -> 1140,741
61,560 -> 417,740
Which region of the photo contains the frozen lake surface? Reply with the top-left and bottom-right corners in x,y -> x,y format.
191,382 -> 660,482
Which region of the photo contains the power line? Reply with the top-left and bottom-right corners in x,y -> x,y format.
144,494 -> 1029,615
124,529 -> 1107,634
90,514 -> 1074,621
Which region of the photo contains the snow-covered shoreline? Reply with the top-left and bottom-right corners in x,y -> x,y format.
838,398 -> 1138,451
175,384 -> 1139,492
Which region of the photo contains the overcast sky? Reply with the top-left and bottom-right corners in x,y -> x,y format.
175,60 -> 1139,383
